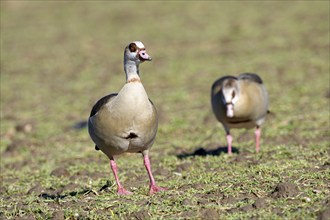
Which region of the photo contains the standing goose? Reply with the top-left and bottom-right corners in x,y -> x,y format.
211,73 -> 269,154
88,41 -> 166,195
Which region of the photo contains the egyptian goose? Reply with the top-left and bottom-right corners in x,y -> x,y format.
88,41 -> 166,195
211,73 -> 269,154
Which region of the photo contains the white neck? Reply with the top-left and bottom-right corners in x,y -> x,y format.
124,59 -> 141,82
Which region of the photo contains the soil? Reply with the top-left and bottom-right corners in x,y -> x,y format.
1,136 -> 327,219
50,167 -> 71,178
128,209 -> 150,220
52,210 -> 65,220
2,133 -> 326,219
318,207 -> 330,220
271,182 -> 300,199
199,208 -> 219,219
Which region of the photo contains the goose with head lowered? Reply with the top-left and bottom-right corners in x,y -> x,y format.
88,41 -> 166,195
211,73 -> 269,154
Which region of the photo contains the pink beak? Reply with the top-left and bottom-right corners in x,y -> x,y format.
138,50 -> 152,61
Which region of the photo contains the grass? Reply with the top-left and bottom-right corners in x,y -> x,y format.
1,1 -> 329,219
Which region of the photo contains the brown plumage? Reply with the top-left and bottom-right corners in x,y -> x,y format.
211,73 -> 269,154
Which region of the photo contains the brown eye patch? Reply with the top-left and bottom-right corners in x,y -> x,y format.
129,43 -> 137,52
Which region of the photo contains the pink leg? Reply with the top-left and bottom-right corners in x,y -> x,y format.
255,126 -> 261,153
143,155 -> 167,194
226,134 -> 233,154
110,159 -> 132,195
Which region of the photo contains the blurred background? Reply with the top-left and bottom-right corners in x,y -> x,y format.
2,1 -> 328,141
1,0 -> 329,181
1,1 -> 329,218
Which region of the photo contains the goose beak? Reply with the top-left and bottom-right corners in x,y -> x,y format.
226,104 -> 234,117
138,50 -> 152,61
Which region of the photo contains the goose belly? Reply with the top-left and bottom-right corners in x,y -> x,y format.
90,83 -> 157,154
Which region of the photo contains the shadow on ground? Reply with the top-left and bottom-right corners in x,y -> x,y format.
177,146 -> 239,159
39,189 -> 94,200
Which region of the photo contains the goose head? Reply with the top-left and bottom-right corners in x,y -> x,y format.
221,78 -> 239,118
124,41 -> 152,65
